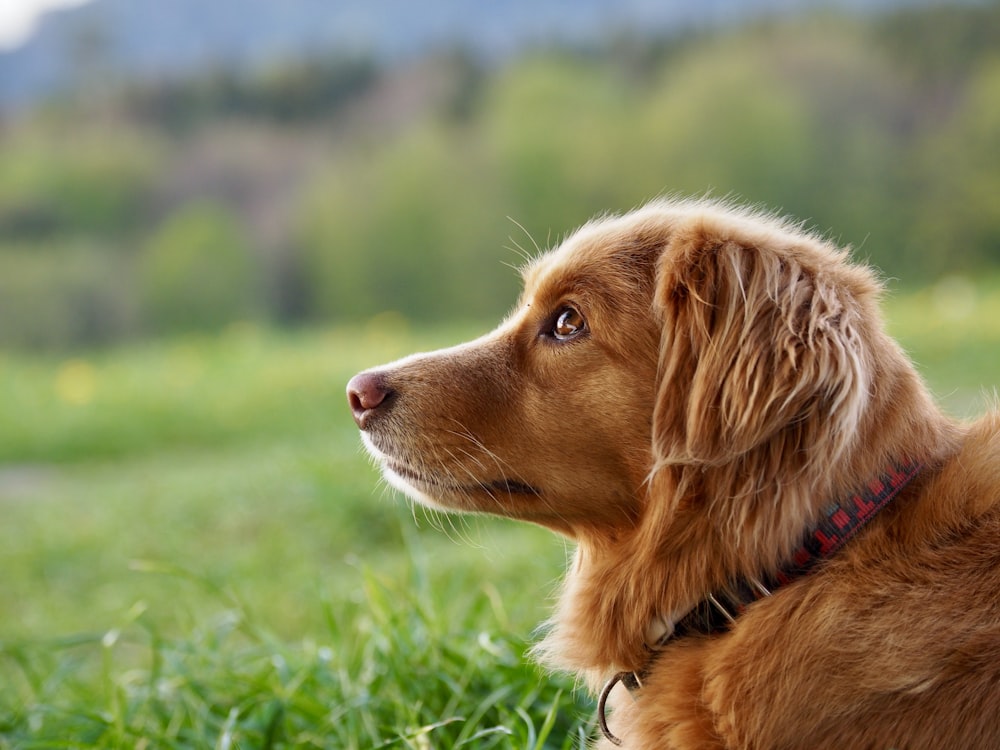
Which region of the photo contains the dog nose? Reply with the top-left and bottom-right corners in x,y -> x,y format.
347,371 -> 394,429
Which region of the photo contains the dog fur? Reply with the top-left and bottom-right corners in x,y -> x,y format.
347,199 -> 1000,749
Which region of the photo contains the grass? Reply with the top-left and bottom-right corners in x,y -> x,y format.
0,319 -> 588,748
0,277 -> 998,748
0,540 -> 586,749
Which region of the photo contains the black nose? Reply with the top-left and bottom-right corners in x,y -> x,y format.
346,371 -> 394,429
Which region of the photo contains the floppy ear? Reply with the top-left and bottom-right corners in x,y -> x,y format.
652,216 -> 869,467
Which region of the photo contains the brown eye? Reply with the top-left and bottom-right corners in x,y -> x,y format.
552,306 -> 586,341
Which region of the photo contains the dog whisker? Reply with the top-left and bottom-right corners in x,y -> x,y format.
442,422 -> 574,526
506,215 -> 543,261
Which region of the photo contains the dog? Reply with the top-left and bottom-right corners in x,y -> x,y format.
346,199 -> 1000,749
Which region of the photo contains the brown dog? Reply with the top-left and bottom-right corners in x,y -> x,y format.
347,199 -> 1000,749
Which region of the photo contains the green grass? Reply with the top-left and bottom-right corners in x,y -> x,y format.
0,279 -> 998,748
0,539 -> 586,749
0,319 -> 588,748
887,276 -> 1000,416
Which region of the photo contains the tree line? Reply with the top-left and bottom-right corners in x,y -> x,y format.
0,2 -> 997,349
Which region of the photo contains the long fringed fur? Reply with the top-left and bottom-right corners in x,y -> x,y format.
533,202 -> 957,684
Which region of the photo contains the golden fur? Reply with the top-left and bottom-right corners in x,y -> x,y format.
347,199 -> 1000,749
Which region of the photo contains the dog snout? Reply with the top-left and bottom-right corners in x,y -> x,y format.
347,370 -> 395,429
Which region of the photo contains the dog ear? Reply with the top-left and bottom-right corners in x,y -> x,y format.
652,216 -> 869,467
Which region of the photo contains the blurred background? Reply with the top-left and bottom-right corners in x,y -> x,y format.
0,0 -> 998,347
0,1 -> 998,746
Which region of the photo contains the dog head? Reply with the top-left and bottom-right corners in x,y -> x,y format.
348,200 -> 886,544
347,210 -> 666,535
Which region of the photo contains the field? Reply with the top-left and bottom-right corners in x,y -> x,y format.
1,278 -> 998,748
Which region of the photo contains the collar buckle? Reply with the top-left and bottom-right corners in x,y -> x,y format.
598,671 -> 642,745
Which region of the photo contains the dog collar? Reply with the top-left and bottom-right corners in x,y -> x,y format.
598,458 -> 925,746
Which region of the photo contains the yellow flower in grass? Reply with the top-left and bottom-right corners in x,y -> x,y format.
54,359 -> 97,406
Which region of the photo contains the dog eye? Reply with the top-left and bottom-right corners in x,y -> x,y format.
551,306 -> 587,341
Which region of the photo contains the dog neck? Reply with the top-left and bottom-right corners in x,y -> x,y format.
591,458 -> 925,746
532,443 -> 938,687
645,457 -> 924,647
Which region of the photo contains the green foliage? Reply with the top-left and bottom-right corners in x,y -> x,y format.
140,203 -> 259,334
480,54 -> 638,233
910,56 -> 1000,275
629,35 -> 816,202
0,127 -> 156,348
294,10 -> 1000,329
874,1 -> 1000,82
0,129 -> 158,239
297,124 -> 516,322
2,3 -> 1000,348
124,54 -> 378,130
0,241 -> 135,349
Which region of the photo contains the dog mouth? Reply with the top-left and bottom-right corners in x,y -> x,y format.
386,461 -> 540,497
482,478 -> 541,495
360,433 -> 541,502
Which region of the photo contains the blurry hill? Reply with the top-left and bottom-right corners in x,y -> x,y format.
0,0 -> 970,108
0,1 -> 998,349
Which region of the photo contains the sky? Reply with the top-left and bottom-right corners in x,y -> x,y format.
0,0 -> 92,50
